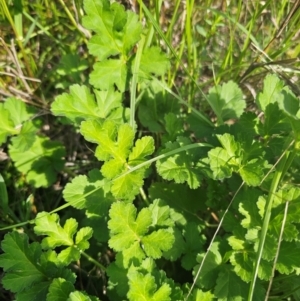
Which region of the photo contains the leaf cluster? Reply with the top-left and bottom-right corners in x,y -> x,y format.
0,213 -> 95,301
0,98 -> 65,188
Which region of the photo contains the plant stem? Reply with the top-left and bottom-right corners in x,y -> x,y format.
247,139 -> 296,301
130,35 -> 145,130
81,251 -> 106,271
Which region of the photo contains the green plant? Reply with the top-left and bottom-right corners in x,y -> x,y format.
0,97 -> 65,188
1,0 -> 300,301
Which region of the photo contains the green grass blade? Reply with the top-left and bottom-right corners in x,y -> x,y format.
0,141 -> 212,231
114,142 -> 213,181
248,139 -> 296,300
22,11 -> 62,45
130,35 -> 145,130
0,173 -> 8,214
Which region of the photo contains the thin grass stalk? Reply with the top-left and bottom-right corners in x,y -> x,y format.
185,0 -> 196,109
264,0 -> 300,58
239,0 -> 268,57
138,0 -> 214,113
130,36 -> 145,130
264,201 -> 289,301
166,0 -> 181,41
0,141 -> 212,232
0,0 -> 35,79
184,180 -> 245,301
57,0 -> 89,42
222,0 -> 242,79
22,12 -> 62,46
247,139 -> 296,301
168,34 -> 185,86
13,1 -> 23,42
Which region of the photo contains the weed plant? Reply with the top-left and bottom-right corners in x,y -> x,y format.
1,0 -> 300,300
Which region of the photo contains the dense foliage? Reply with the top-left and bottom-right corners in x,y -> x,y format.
1,0 -> 300,300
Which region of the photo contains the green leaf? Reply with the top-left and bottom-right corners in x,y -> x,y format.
34,212 -> 76,248
111,169 -> 145,200
189,289 -> 215,301
256,74 -> 284,112
230,249 -> 272,282
90,59 -> 127,92
276,241 -> 300,274
82,121 -> 153,200
4,97 -> 34,125
108,202 -> 152,252
149,183 -> 207,225
0,97 -> 37,147
181,223 -> 206,270
0,232 -> 46,293
240,159 -> 264,186
207,81 -> 245,124
280,87 -> 300,118
164,112 -> 184,142
127,270 -> 171,301
83,0 -> 109,25
63,169 -> 113,210
156,137 -> 203,189
194,242 -> 222,290
217,133 -> 241,158
163,228 -> 186,261
16,282 -> 50,301
108,135 -> 154,200
237,189 -> 263,230
122,11 -> 142,53
57,248 -> 81,267
84,1 -> 141,59
227,236 -> 246,251
233,112 -> 259,139
207,133 -> 265,185
75,227 -> 93,250
0,103 -> 18,144
142,229 -> 174,259
214,267 -> 248,301
93,122 -> 133,167
34,212 -> 92,265
94,88 -> 123,118
108,202 -> 174,263
138,46 -> 170,79
207,147 -> 233,180
47,278 -> 75,301
67,291 -> 99,301
258,103 -> 290,137
51,84 -> 100,122
187,112 -> 214,140
87,34 -> 120,61
0,173 -> 8,214
123,241 -> 146,268
106,255 -> 129,298
148,199 -> 174,227
100,127 -> 133,175
0,233 -> 75,300
80,119 -> 104,144
72,90 -> 125,126
128,136 -> 155,166
83,2 -> 122,57
9,136 -> 65,188
10,121 -> 38,151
